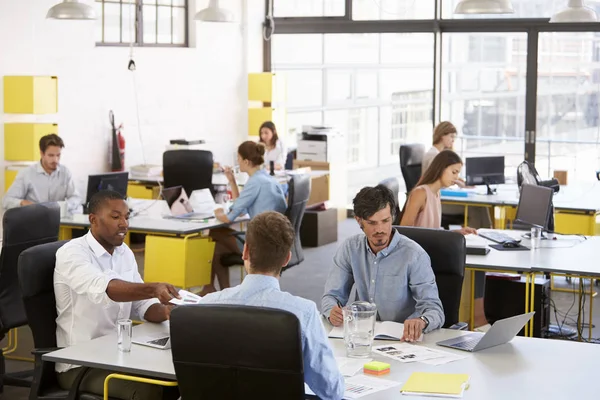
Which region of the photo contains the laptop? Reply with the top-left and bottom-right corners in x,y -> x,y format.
132,333 -> 171,350
162,186 -> 213,220
436,312 -> 534,352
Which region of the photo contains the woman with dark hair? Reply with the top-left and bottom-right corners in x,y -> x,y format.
259,121 -> 286,170
401,150 -> 476,235
202,140 -> 287,295
422,121 -> 457,175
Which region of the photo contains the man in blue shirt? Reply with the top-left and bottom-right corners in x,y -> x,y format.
199,211 -> 344,400
322,185 -> 445,342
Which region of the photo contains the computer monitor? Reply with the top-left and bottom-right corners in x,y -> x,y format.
465,156 -> 506,195
85,172 -> 129,205
515,183 -> 553,232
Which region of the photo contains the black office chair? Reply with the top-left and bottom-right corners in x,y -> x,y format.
399,144 -> 425,193
0,203 -> 60,393
394,227 -> 466,328
170,305 -> 305,400
379,177 -> 401,225
163,149 -> 214,196
221,174 -> 311,273
18,241 -> 111,400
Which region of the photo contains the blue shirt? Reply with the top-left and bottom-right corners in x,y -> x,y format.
200,275 -> 345,400
322,231 -> 445,333
226,170 -> 287,221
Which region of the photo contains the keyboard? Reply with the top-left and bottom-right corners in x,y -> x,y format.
478,231 -> 519,244
148,337 -> 169,346
452,337 -> 481,350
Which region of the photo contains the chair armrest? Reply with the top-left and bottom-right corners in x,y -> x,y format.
230,231 -> 246,246
448,322 -> 469,331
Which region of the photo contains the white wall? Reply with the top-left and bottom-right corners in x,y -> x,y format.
0,0 -> 264,196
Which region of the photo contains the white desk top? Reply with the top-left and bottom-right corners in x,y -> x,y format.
43,320 -> 600,399
442,182 -> 600,213
466,230 -> 600,277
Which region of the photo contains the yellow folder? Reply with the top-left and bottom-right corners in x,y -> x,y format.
401,372 -> 470,398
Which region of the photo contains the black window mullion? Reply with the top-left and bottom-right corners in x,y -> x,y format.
137,0 -> 143,45
525,29 -> 540,164
119,0 -> 123,43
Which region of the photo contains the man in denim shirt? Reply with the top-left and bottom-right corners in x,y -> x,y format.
322,185 -> 444,342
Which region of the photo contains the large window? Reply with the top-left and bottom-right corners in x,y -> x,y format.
442,33 -> 527,179
95,0 -> 187,46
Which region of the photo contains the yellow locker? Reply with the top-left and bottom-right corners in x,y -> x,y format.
4,168 -> 18,191
3,76 -> 58,114
144,235 -> 215,289
554,211 -> 596,236
127,182 -> 160,200
248,107 -> 286,137
4,123 -> 58,161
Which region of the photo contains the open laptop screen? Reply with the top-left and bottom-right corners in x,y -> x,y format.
162,186 -> 194,216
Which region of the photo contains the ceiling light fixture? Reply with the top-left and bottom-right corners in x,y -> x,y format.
454,0 -> 515,14
550,0 -> 598,23
194,0 -> 235,23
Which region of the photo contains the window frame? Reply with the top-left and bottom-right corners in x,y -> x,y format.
96,0 -> 189,48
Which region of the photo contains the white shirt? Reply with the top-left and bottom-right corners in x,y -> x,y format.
54,231 -> 159,373
421,146 -> 440,176
263,139 -> 286,168
2,162 -> 81,211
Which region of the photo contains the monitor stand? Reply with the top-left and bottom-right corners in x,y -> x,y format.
485,183 -> 497,195
522,232 -> 548,240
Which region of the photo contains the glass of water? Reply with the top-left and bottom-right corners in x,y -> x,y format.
343,301 -> 377,358
117,319 -> 132,352
530,226 -> 542,249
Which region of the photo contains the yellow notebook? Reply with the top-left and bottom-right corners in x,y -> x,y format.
401,372 -> 470,398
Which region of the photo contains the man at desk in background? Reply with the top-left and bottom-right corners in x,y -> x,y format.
54,190 -> 180,400
322,185 -> 445,342
2,133 -> 81,210
199,212 -> 345,400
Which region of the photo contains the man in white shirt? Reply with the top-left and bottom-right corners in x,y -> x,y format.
54,190 -> 180,400
3,134 -> 81,211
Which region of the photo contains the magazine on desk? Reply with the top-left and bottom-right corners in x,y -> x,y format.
328,321 -> 422,341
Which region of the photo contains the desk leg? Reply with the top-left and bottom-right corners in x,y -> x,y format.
464,206 -> 469,228
470,269 -> 475,330
59,227 -> 73,241
529,273 -> 535,337
577,278 -> 584,341
524,273 -> 530,337
589,278 -> 594,341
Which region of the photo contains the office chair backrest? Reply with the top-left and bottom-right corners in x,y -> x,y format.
0,203 -> 60,334
163,149 -> 214,197
379,177 -> 401,225
18,241 -> 68,395
399,144 -> 425,192
284,174 -> 311,270
394,227 -> 465,328
171,305 -> 305,400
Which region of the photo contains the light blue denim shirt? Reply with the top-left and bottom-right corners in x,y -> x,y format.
200,274 -> 345,400
226,170 -> 287,221
321,230 -> 445,333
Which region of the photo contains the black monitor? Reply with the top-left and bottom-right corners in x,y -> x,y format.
86,172 -> 129,205
516,183 -> 554,232
465,156 -> 505,195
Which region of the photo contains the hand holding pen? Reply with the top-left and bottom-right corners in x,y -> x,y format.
329,299 -> 344,327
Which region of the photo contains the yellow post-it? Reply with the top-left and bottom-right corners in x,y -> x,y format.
364,361 -> 390,372
401,372 -> 470,397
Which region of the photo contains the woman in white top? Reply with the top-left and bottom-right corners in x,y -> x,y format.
422,121 -> 457,175
259,121 -> 286,170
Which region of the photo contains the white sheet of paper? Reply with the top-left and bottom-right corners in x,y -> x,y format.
169,289 -> 202,305
335,357 -> 371,377
343,375 -> 401,399
188,189 -> 217,215
373,343 -> 453,363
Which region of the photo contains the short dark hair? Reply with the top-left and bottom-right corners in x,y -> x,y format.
39,134 -> 64,153
88,190 -> 126,214
246,211 -> 294,274
353,185 -> 397,220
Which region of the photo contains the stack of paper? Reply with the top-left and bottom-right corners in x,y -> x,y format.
169,289 -> 202,305
373,343 -> 466,365
401,372 -> 470,398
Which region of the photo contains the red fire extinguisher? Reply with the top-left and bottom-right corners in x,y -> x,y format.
116,124 -> 125,171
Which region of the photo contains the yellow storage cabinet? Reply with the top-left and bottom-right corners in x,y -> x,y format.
144,235 -> 215,289
127,182 -> 160,200
4,76 -> 58,114
248,72 -> 286,103
4,168 -> 19,191
248,107 -> 286,138
4,123 -> 58,161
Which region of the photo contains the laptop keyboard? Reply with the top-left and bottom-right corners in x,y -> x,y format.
148,337 -> 169,346
453,337 -> 481,350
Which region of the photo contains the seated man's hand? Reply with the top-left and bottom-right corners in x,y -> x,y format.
152,283 -> 180,304
329,305 -> 344,327
20,200 -> 34,206
402,318 -> 426,342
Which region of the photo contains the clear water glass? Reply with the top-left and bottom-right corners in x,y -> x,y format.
343,301 -> 377,358
530,226 -> 542,249
117,319 -> 132,352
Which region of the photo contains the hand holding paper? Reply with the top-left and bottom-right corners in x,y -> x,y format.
169,289 -> 202,306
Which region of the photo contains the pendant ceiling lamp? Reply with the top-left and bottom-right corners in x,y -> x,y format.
454,0 -> 515,14
194,0 -> 235,23
47,0 -> 97,20
550,0 -> 598,23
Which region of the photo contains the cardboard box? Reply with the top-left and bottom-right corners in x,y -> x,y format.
553,170 -> 568,185
293,160 -> 330,206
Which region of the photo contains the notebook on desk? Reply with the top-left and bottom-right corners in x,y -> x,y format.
329,321 -> 422,342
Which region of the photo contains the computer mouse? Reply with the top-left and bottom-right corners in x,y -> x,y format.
502,240 -> 519,248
